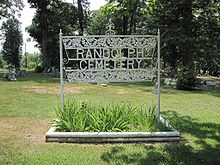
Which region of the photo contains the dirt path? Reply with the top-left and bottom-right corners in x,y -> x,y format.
0,117 -> 50,144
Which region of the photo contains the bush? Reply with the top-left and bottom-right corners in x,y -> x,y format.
35,65 -> 44,73
53,100 -> 169,132
176,66 -> 200,90
21,53 -> 42,69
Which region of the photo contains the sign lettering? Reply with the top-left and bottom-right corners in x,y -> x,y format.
62,35 -> 157,82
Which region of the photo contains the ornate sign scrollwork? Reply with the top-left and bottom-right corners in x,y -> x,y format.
105,19 -> 115,35
62,36 -> 156,49
62,19 -> 158,82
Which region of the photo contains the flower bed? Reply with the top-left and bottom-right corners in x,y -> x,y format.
46,100 -> 180,143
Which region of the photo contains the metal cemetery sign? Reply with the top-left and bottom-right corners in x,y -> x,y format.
60,20 -> 158,83
46,27 -> 181,142
59,19 -> 161,117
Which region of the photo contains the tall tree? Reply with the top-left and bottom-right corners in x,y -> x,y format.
182,0 -> 193,67
193,0 -> 220,76
28,0 -> 50,71
77,0 -> 84,35
153,0 -> 184,71
155,0 -> 200,89
27,1 -> 78,69
87,8 -> 109,35
103,0 -> 144,35
76,0 -> 89,35
1,16 -> 23,68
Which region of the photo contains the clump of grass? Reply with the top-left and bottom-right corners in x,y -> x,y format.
53,100 -> 169,132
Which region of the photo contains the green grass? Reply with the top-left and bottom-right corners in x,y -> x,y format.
0,71 -> 220,164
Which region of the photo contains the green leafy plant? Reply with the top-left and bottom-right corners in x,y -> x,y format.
53,100 -> 91,132
53,100 -> 169,132
89,103 -> 132,132
176,66 -> 201,90
132,106 -> 158,132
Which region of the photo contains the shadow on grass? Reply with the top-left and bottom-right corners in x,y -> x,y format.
100,111 -> 220,165
110,81 -> 220,98
200,88 -> 220,98
110,82 -> 155,93
1,71 -> 220,98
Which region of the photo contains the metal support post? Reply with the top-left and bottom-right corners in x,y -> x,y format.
59,29 -> 64,111
157,29 -> 161,121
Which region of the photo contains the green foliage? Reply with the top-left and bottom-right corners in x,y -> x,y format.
1,16 -> 23,68
0,0 -> 23,19
176,66 -> 200,90
101,0 -> 148,34
77,0 -> 90,35
154,0 -> 220,76
89,0 -> 156,36
21,52 -> 42,69
193,1 -> 220,76
89,103 -> 130,132
87,9 -> 108,35
0,53 -> 6,68
34,65 -> 44,73
53,100 -> 165,132
27,0 -> 78,69
133,106 -> 159,132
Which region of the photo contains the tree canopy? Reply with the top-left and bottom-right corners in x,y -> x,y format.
1,16 -> 23,68
27,0 -> 78,69
0,0 -> 24,19
88,0 -> 220,89
25,0 -> 220,89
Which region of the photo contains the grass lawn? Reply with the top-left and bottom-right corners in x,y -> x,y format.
0,71 -> 220,164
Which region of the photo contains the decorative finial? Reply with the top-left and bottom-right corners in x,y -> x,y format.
105,19 -> 115,35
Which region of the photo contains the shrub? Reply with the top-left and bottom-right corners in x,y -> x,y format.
53,100 -> 169,132
35,65 -> 44,73
176,66 -> 200,90
21,53 -> 42,69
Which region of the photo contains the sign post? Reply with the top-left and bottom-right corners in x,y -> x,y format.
59,29 -> 64,111
157,29 -> 161,121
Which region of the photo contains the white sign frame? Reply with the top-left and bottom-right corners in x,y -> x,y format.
59,22 -> 161,120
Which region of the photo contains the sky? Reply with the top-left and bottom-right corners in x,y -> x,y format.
20,0 -> 107,54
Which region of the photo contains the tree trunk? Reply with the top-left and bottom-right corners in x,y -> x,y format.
77,0 -> 84,35
122,15 -> 128,35
182,0 -> 193,67
129,0 -> 138,34
41,1 -> 50,71
170,44 -> 177,76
